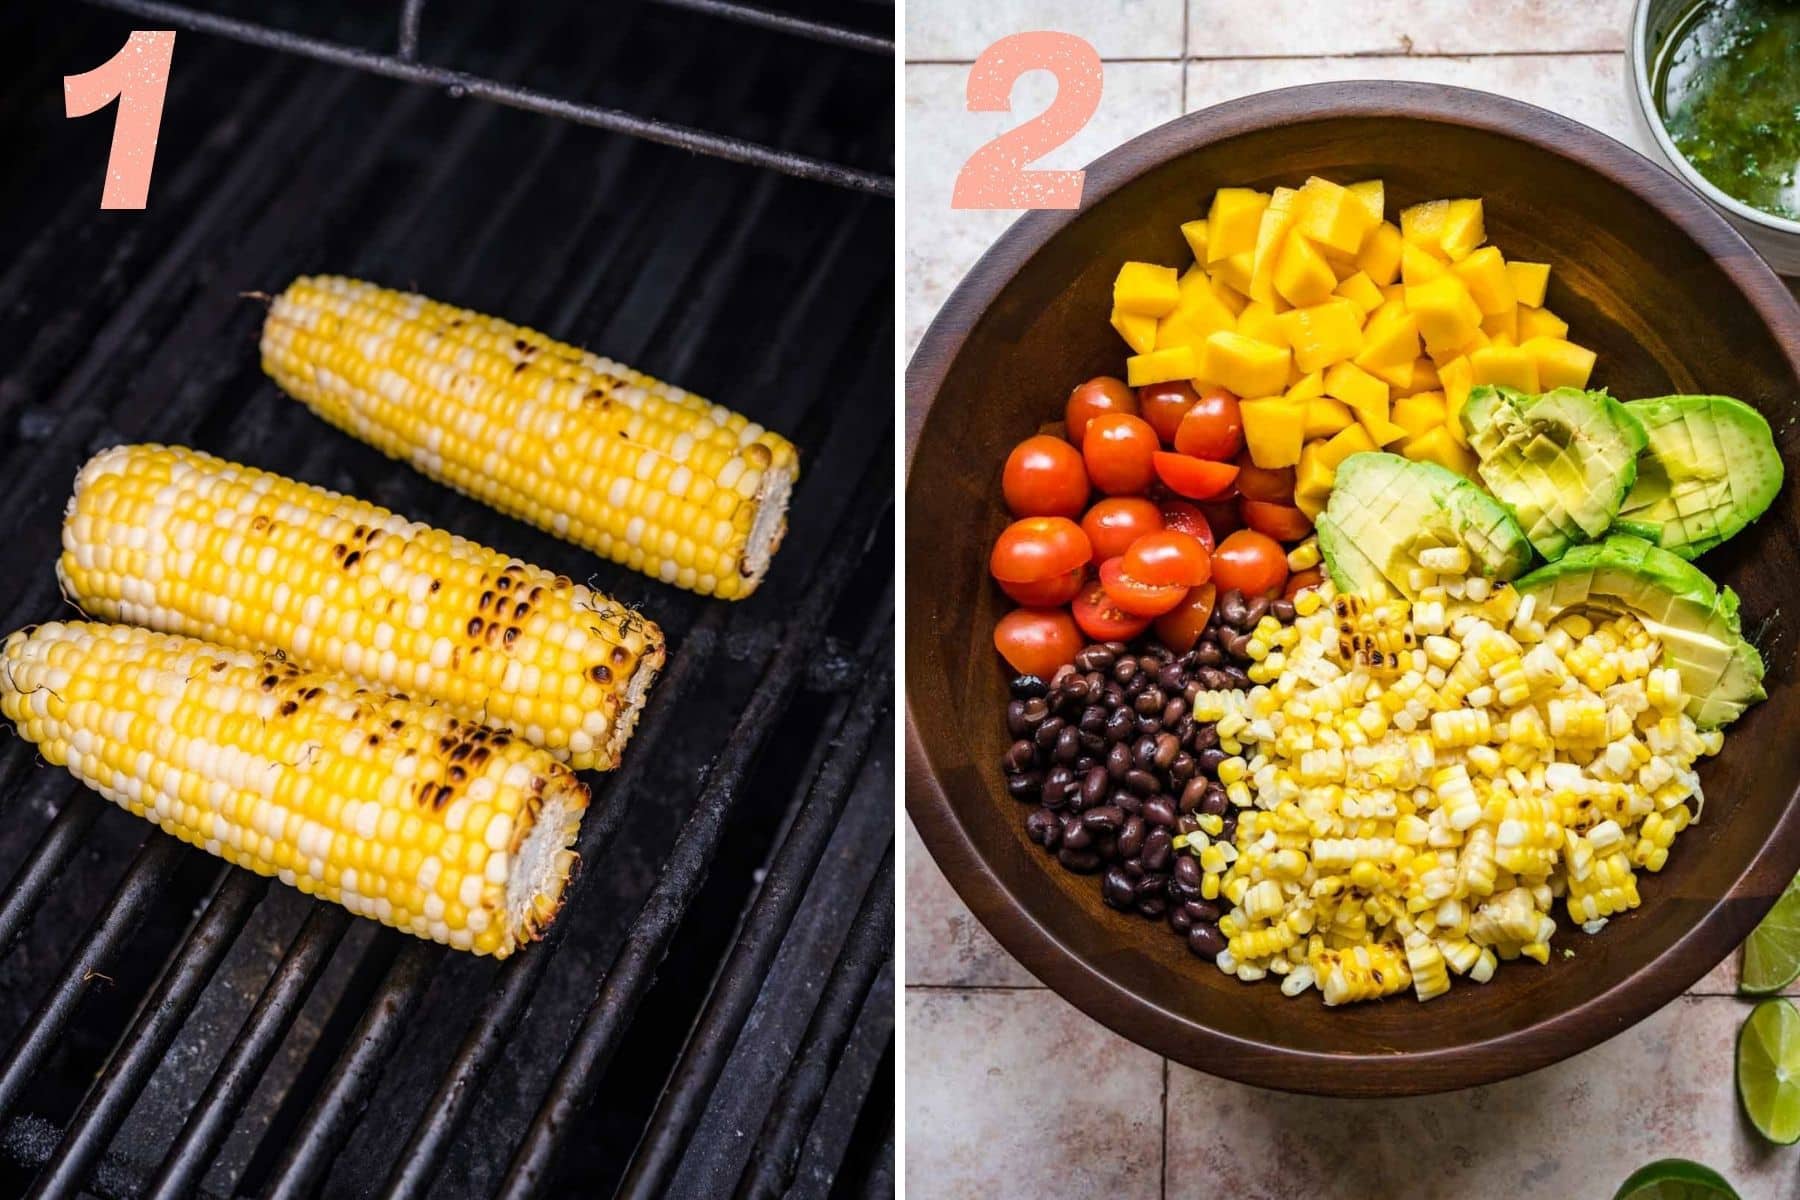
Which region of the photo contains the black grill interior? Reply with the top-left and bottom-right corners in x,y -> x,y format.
0,2 -> 893,1196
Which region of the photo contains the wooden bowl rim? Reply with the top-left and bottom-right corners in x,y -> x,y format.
905,80 -> 1800,1096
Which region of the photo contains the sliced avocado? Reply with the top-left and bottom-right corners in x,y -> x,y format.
1616,394 -> 1784,560
1322,452 -> 1532,598
1460,385 -> 1648,561
1513,533 -> 1765,728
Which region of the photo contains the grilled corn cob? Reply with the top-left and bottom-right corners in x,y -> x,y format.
59,444 -> 663,771
260,276 -> 798,599
1,622 -> 588,957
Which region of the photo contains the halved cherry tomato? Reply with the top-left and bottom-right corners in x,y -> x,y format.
1072,576 -> 1151,641
1121,530 -> 1211,588
1137,381 -> 1200,445
1153,582 -> 1217,652
1083,414 -> 1159,495
989,517 -> 1090,583
993,608 -> 1083,678
1283,567 -> 1324,599
1081,497 -> 1162,562
1152,451 -> 1239,500
1198,498 -> 1244,540
1065,376 -> 1138,447
1156,500 -> 1214,552
1233,452 -> 1296,503
1002,434 -> 1088,518
1098,556 -> 1188,618
1172,388 -> 1244,461
997,566 -> 1085,607
1212,529 -> 1289,597
1240,498 -> 1314,542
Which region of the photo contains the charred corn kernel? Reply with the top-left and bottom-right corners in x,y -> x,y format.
1470,887 -> 1543,947
1315,942 -> 1411,1006
60,445 -> 664,772
1,622 -> 588,957
262,277 -> 796,599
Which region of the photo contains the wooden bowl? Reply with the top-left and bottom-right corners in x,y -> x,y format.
905,82 -> 1800,1097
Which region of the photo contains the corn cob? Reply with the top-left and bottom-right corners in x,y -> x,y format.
1,622 -> 588,957
59,444 -> 663,771
259,276 -> 798,599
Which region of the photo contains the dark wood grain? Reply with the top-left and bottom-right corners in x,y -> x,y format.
905,83 -> 1800,1097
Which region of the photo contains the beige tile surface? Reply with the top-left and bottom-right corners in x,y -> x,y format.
907,0 -> 1186,62
1163,997 -> 1800,1200
1186,0 -> 1635,58
906,816 -> 1039,987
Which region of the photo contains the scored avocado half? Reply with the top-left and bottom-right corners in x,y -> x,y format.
1460,385 -> 1648,562
1615,394 -> 1784,560
1514,533 -> 1765,729
1319,452 -> 1532,599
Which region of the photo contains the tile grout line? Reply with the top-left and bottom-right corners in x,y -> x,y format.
1159,1057 -> 1170,1200
1178,4 -> 1189,111
905,48 -> 1624,66
904,982 -> 1047,992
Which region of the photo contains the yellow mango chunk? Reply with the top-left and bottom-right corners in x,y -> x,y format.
1113,262 -> 1180,317
1295,440 -> 1337,516
1406,275 -> 1484,358
1438,355 -> 1474,447
1401,241 -> 1448,285
1236,301 -> 1289,347
1127,345 -> 1198,387
1168,267 -> 1240,340
1207,189 -> 1270,262
1278,297 -> 1363,373
1399,425 -> 1479,478
1316,422 -> 1380,471
1481,306 -> 1519,344
1468,344 -> 1539,393
1199,331 -> 1291,398
1453,246 -> 1516,315
1517,305 -> 1569,341
1507,260 -> 1551,308
1293,177 -> 1380,257
1302,396 -> 1355,439
1273,234 -> 1338,307
1323,362 -> 1400,441
1248,188 -> 1299,306
1392,391 -> 1447,438
1240,397 -> 1308,468
1333,271 -> 1383,315
1113,308 -> 1159,354
1401,198 -> 1485,261
1357,222 -> 1404,286
1347,180 -> 1385,225
1287,369 -> 1326,404
1397,356 -> 1441,397
1400,199 -> 1448,246
1522,337 -> 1597,390
1209,251 -> 1254,298
1180,219 -> 1210,263
1353,307 -> 1421,387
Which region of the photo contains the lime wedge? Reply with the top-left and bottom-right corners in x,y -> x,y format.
1741,872 -> 1800,995
1613,1159 -> 1740,1200
1737,997 -> 1800,1145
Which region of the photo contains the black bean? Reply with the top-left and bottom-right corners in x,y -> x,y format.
1153,733 -> 1180,769
1122,859 -> 1145,881
1079,731 -> 1107,755
1117,815 -> 1146,858
1076,646 -> 1116,672
1025,808 -> 1061,848
1174,856 -> 1201,890
1193,723 -> 1220,750
1078,706 -> 1108,735
1163,697 -> 1187,727
1115,791 -> 1143,816
1006,700 -> 1029,739
1082,805 -> 1124,834
1179,777 -> 1209,813
1113,657 -> 1139,684
1132,735 -> 1158,769
1243,595 -> 1269,627
1125,768 -> 1158,797
1272,598 -> 1297,623
1033,716 -> 1065,751
1136,895 -> 1168,919
1106,742 -> 1131,779
1102,640 -> 1128,655
1102,867 -> 1136,909
1059,674 -> 1091,705
1081,766 -> 1109,808
1153,662 -> 1181,691
1169,752 -> 1196,783
1184,900 -> 1222,923
1092,833 -> 1118,859
1061,819 -> 1093,850
1058,848 -> 1102,873
1195,640 -> 1223,666
1223,666 -> 1251,689
1170,906 -> 1195,934
1006,772 -> 1042,801
1144,796 -> 1178,828
1105,708 -> 1136,742
1135,713 -> 1162,737
1003,740 -> 1036,772
1219,588 -> 1247,627
1141,829 -> 1172,872
1219,814 -> 1238,843
1197,747 -> 1228,776
1133,686 -> 1165,716
1188,923 -> 1226,958
1133,874 -> 1167,900
1050,664 -> 1079,690
1041,765 -> 1075,808
1197,666 -> 1227,690
1220,630 -> 1250,659
1201,782 -> 1229,816
1054,726 -> 1080,764
1010,674 -> 1049,699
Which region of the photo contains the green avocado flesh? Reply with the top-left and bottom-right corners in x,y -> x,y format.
1320,452 -> 1532,599
1514,533 -> 1765,729
1616,394 -> 1783,560
1460,385 -> 1648,561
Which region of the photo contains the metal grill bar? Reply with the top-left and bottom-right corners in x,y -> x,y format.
648,0 -> 892,53
0,792 -> 101,957
733,847 -> 894,1199
24,871 -> 268,1199
397,0 -> 426,58
79,0 -> 892,195
618,656 -> 893,1198
496,486 -> 891,1199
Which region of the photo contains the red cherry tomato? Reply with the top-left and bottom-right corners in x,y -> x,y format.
1283,567 -> 1324,599
1212,529 -> 1290,597
1153,582 -> 1218,652
1157,500 -> 1214,552
1081,497 -> 1162,562
1240,499 -> 1314,542
1152,451 -> 1239,500
1083,414 -> 1160,495
1233,452 -> 1296,503
1099,556 -> 1188,618
1002,434 -> 1089,518
1121,530 -> 1211,588
1198,498 -> 1244,540
989,517 -> 1090,583
1072,576 -> 1151,641
997,566 -> 1085,607
1065,376 -> 1138,447
993,608 -> 1083,678
1172,388 -> 1244,460
1137,381 -> 1200,445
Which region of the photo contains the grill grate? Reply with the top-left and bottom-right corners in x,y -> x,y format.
0,1 -> 893,1196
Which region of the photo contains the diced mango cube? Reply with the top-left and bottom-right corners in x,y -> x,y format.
1517,305 -> 1569,341
1303,397 -> 1355,439
1357,221 -> 1404,286
1127,345 -> 1198,387
1397,356 -> 1441,396
1180,219 -> 1210,263
1241,396 -> 1308,468
1333,270 -> 1384,315
1278,297 -> 1363,373
1209,251 -> 1254,298
1399,425 -> 1479,478
1392,391 -> 1447,438
1287,369 -> 1325,404
1522,337 -> 1597,390
1400,199 -> 1448,246
1113,307 -> 1159,354
1406,275 -> 1484,357
1507,260 -> 1551,307
1468,344 -> 1539,393
1296,439 -> 1337,508
1114,262 -> 1180,316
1322,361 -> 1396,443
1207,189 -> 1270,262
1293,177 -> 1379,257
1315,422 -> 1379,470
1248,189 -> 1299,306
1273,234 -> 1338,307
1453,246 -> 1516,315
1401,241 -> 1448,285
1401,198 -> 1485,261
1347,180 -> 1385,224
1169,267 -> 1240,340
1481,306 -> 1519,344
1236,301 -> 1289,347
1353,306 -> 1421,388
1199,331 -> 1291,398
1438,355 -> 1473,447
